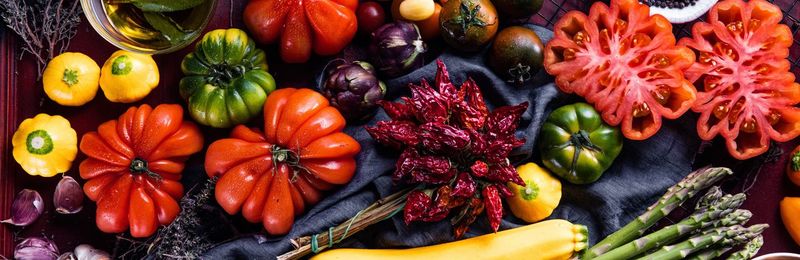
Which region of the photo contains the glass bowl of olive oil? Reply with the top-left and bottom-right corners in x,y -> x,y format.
81,0 -> 217,54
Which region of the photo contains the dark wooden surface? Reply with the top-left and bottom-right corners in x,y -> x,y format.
1,0 -> 799,258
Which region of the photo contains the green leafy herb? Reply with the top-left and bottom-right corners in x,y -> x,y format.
142,12 -> 191,45
106,0 -> 206,12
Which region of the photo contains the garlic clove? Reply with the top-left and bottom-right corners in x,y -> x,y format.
14,237 -> 59,260
53,175 -> 84,214
2,189 -> 44,226
73,244 -> 110,260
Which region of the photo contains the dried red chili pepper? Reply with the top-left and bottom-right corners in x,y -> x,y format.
454,197 -> 484,239
378,98 -> 415,121
487,103 -> 529,138
421,186 -> 452,222
366,120 -> 419,149
434,60 -> 460,106
419,122 -> 470,152
410,80 -> 449,123
393,148 -> 419,182
482,185 -> 503,232
494,184 -> 513,198
452,172 -> 476,198
470,161 -> 489,178
486,163 -> 525,186
404,190 -> 432,225
454,79 -> 489,130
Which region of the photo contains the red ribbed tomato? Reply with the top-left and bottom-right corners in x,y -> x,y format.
205,88 -> 360,235
543,0 -> 697,140
679,0 -> 800,160
244,0 -> 358,63
80,104 -> 204,238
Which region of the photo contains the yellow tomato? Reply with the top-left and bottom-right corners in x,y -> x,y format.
11,114 -> 78,177
42,52 -> 100,106
99,50 -> 159,103
507,163 -> 562,223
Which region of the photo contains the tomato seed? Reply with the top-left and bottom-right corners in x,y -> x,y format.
615,19 -> 628,32
704,75 -> 721,90
713,101 -> 730,119
727,21 -> 744,34
632,102 -> 651,118
728,98 -> 746,122
699,52 -> 716,65
741,118 -> 758,133
573,31 -> 590,47
652,85 -> 671,105
755,64 -> 770,74
631,33 -> 651,47
563,48 -> 577,61
749,19 -> 761,33
767,111 -> 782,125
650,55 -> 670,68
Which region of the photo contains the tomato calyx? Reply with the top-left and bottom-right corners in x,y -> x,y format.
507,63 -> 533,85
270,145 -> 305,182
129,158 -> 161,181
557,130 -> 602,176
792,151 -> 800,172
444,1 -> 492,35
208,64 -> 247,87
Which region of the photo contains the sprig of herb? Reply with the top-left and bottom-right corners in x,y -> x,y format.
0,0 -> 82,76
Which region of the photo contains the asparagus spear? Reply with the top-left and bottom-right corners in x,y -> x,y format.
685,247 -> 732,260
675,211 -> 752,260
636,224 -> 768,260
592,193 -> 745,260
726,235 -> 764,260
695,186 -> 724,210
585,167 -> 733,258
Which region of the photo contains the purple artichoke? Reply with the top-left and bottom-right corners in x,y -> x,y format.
321,60 -> 387,121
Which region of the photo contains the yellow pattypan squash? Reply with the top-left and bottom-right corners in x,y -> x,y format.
507,162 -> 562,223
99,50 -> 159,103
42,52 -> 100,106
12,114 -> 78,177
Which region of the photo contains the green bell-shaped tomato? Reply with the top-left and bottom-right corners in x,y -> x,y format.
180,28 -> 276,128
539,102 -> 623,184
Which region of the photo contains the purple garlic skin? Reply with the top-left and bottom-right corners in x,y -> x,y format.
2,189 -> 43,226
54,175 -> 84,214
14,237 -> 59,260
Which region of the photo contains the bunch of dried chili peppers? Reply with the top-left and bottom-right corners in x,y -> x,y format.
367,60 -> 529,238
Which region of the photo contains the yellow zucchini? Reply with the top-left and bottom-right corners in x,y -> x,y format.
311,219 -> 588,260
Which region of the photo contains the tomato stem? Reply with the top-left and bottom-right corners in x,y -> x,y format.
271,146 -> 307,183
566,130 -> 602,176
792,151 -> 800,172
129,158 -> 162,181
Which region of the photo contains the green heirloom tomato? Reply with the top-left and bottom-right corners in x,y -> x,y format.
539,102 -> 623,184
180,28 -> 276,128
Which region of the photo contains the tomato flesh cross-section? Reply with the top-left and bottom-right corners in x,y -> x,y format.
679,0 -> 800,160
544,0 -> 697,140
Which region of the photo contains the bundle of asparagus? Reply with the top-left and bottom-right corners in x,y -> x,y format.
584,167 -> 767,260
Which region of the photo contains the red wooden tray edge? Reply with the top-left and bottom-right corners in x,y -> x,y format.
2,30 -> 19,257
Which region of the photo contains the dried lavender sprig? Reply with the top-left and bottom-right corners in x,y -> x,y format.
0,0 -> 82,75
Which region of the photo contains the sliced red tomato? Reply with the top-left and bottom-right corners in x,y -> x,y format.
543,0 -> 697,140
678,0 -> 800,160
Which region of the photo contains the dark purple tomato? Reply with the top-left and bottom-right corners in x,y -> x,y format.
357,1 -> 387,34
